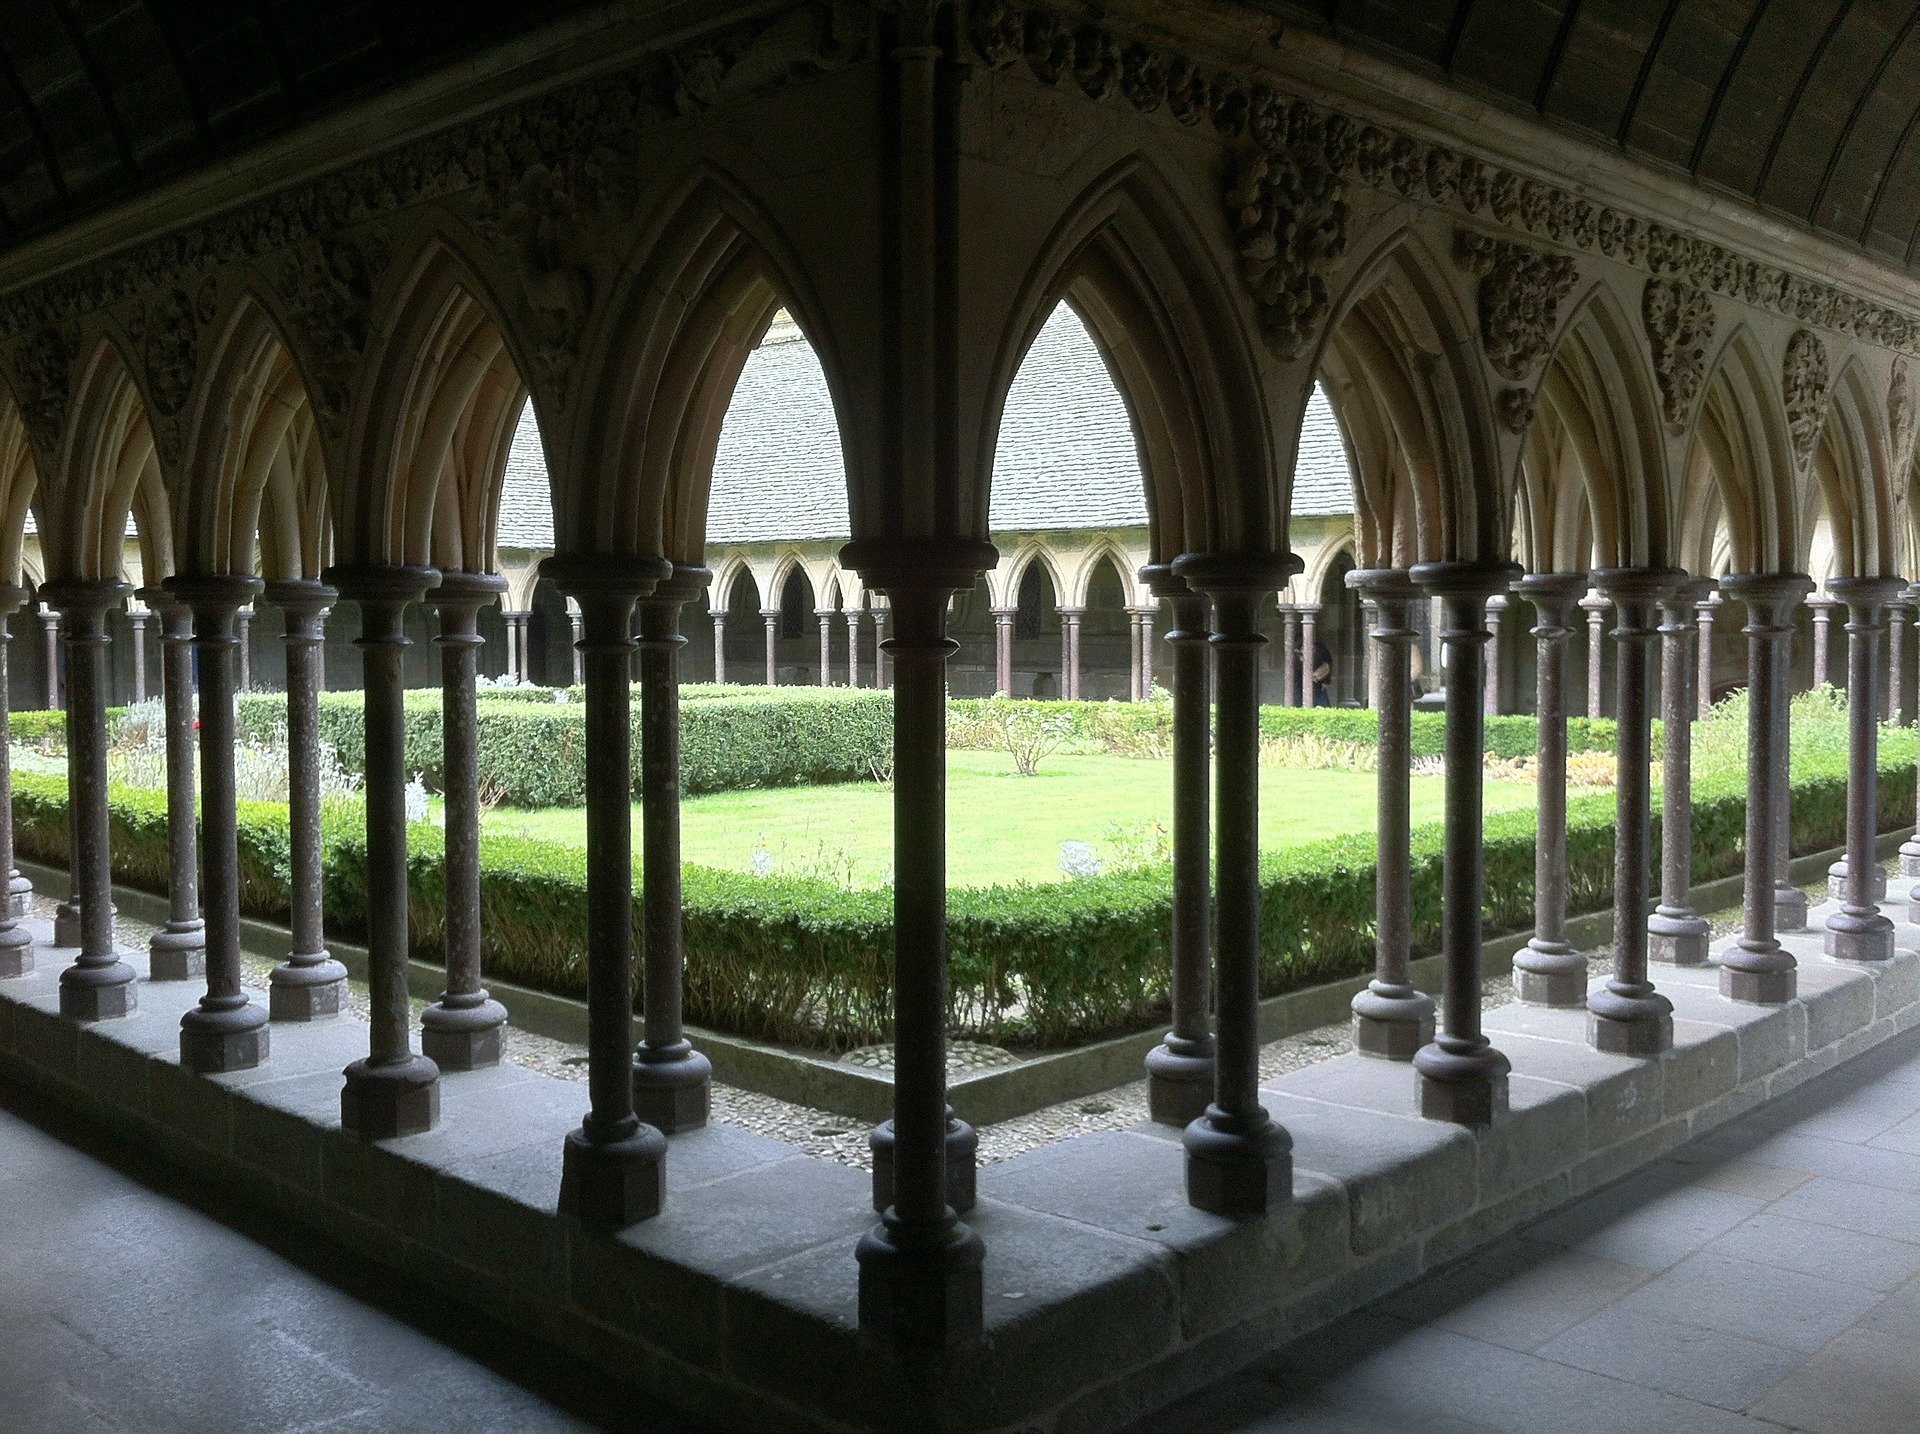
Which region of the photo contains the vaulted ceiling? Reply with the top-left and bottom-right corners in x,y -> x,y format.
0,0 -> 592,250
1269,0 -> 1920,268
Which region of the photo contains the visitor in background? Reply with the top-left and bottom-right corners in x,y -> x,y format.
1312,639 -> 1333,707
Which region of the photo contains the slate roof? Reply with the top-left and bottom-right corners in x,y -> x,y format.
494,304 -> 1354,550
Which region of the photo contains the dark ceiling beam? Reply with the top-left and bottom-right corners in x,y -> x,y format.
1531,0 -> 1584,113
1753,0 -> 1853,206
0,48 -> 69,207
141,1 -> 211,142
1690,0 -> 1773,176
1615,0 -> 1685,147
1817,7 -> 1920,227
1439,0 -> 1477,73
51,0 -> 141,182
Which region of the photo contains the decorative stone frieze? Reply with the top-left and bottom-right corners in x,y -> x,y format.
1642,278 -> 1717,434
5,325 -> 71,458
1454,230 -> 1580,383
1226,143 -> 1349,359
1892,360 -> 1915,503
1782,329 -> 1830,474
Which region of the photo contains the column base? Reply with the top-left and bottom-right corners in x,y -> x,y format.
1900,837 -> 1920,879
557,1121 -> 665,1226
52,903 -> 81,949
870,1114 -> 977,1215
1648,908 -> 1711,966
148,920 -> 205,981
419,997 -> 508,1072
269,956 -> 349,1021
1350,983 -> 1435,1059
1825,910 -> 1895,963
9,870 -> 31,919
856,1211 -> 985,1349
180,999 -> 271,1073
1182,1106 -> 1292,1216
1513,939 -> 1587,1007
58,960 -> 136,1020
1414,1039 -> 1510,1127
1773,884 -> 1808,933
340,1054 -> 440,1139
1587,987 -> 1674,1056
631,1044 -> 712,1134
1828,860 -> 1887,904
1144,1037 -> 1215,1124
1720,943 -> 1797,1004
0,924 -> 32,978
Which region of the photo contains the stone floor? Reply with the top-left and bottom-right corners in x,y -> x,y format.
1135,1023 -> 1920,1434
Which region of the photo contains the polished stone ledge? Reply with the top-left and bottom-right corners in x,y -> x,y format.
1,917 -> 1916,1432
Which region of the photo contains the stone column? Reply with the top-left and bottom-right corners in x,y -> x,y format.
262,580 -> 346,1019
1280,604 -> 1299,706
761,608 -> 779,685
845,608 -> 863,688
873,607 -> 889,690
1889,600 -> 1911,725
1174,551 -> 1295,1213
138,589 -> 204,980
1513,572 -> 1587,1004
1060,606 -> 1084,700
0,585 -> 33,976
1718,573 -> 1812,1003
1810,595 -> 1836,689
40,610 -> 59,709
44,580 -> 134,1021
569,605 -> 585,686
4,600 -> 25,918
1410,560 -> 1519,1125
545,556 -> 668,1224
1482,594 -> 1506,716
421,572 -> 510,1069
817,609 -> 834,685
844,538 -> 989,1347
1772,623 -> 1809,934
632,566 -> 713,1132
1696,587 -> 1719,717
235,608 -> 253,692
991,608 -> 1014,695
1650,578 -> 1713,965
1582,592 -> 1607,718
167,574 -> 271,1072
1587,570 -> 1677,1055
127,608 -> 148,704
326,566 -> 442,1136
711,612 -> 727,684
1300,603 -> 1320,707
1128,609 -> 1144,701
1825,577 -> 1901,962
1349,569 -> 1435,1056
1139,608 -> 1155,695
1143,566 -> 1216,1119
1903,580 -> 1920,890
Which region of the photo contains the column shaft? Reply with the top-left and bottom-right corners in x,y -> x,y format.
136,592 -> 204,980
1128,611 -> 1143,702
41,611 -> 59,709
1696,592 -> 1718,717
817,611 -> 833,685
845,610 -> 862,688
1650,581 -> 1712,965
0,586 -> 32,975
129,612 -> 147,704
1139,609 -> 1154,695
1300,606 -> 1320,707
1825,579 -> 1899,962
1811,598 -> 1835,689
1514,574 -> 1586,1003
711,613 -> 727,684
1280,607 -> 1299,707
992,610 -> 1013,696
1889,603 -> 1910,725
762,610 -> 778,685
873,610 -> 889,690
1583,597 -> 1606,718
1482,596 -> 1505,716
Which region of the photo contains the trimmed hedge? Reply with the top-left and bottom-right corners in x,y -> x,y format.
234,687 -> 893,806
14,730 -> 1914,1053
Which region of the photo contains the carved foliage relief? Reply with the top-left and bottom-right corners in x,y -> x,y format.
1455,230 -> 1578,431
1781,329 -> 1829,475
1642,279 -> 1716,435
1892,360 -> 1915,504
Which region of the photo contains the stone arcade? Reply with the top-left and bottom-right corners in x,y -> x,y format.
4,3 -> 1920,1429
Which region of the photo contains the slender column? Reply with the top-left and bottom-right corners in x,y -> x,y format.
4,599 -> 25,918
569,607 -> 585,686
1811,595 -> 1836,689
544,556 -> 669,1222
1582,592 -> 1608,717
845,539 -> 990,1346
762,608 -> 779,685
0,586 -> 32,975
516,614 -> 532,683
1121,610 -> 1135,701
1718,573 -> 1812,1003
1280,604 -> 1299,706
1410,560 -> 1519,1125
326,566 -> 442,1135
420,572 -> 510,1068
1060,607 -> 1084,700
817,609 -> 834,685
1825,577 -> 1901,962
1481,595 -> 1506,716
632,566 -> 714,1131
1586,570 -> 1677,1055
260,581 -> 347,1018
127,609 -> 148,704
711,612 -> 727,684
1773,617 -> 1809,933
991,608 -> 1014,695
44,580 -> 134,1020
1173,551 -> 1295,1212
40,611 -> 59,708
845,608 -> 862,688
1889,600 -> 1911,725
1361,598 -> 1382,710
166,575 -> 271,1071
1513,572 -> 1587,1004
137,590 -> 204,980
1139,608 -> 1155,695
1300,604 -> 1320,707
1650,578 -> 1713,965
1349,569 -> 1435,1056
1143,567 -> 1217,1118
1903,580 -> 1920,887
235,608 -> 253,692
873,608 -> 889,690
1696,587 -> 1719,717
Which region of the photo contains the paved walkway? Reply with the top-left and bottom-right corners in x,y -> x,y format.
0,1093 -> 694,1433
1136,1025 -> 1920,1433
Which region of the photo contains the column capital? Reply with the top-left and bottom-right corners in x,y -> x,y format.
325,564 -> 440,610
839,537 -> 995,595
1590,567 -> 1685,632
1410,559 -> 1520,602
1138,561 -> 1190,600
1349,567 -> 1419,634
1513,570 -> 1586,632
1659,575 -> 1716,617
40,577 -> 129,617
426,568 -> 508,612
1720,571 -> 1815,631
989,606 -> 1017,620
1174,549 -> 1300,597
164,571 -> 266,623
539,552 -> 669,606
1905,579 -> 1920,608
1826,575 -> 1906,615
644,563 -> 710,609
1057,605 -> 1086,619
261,577 -> 340,617
1806,591 -> 1841,612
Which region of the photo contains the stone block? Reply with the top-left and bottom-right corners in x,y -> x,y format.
73,1029 -> 154,1117
1873,953 -> 1920,1019
146,1056 -> 235,1157
230,1070 -> 341,1195
663,1121 -> 800,1195
435,1142 -> 568,1302
1570,1119 -> 1690,1196
1659,1021 -> 1740,1118
10,997 -> 78,1079
1475,1075 -> 1589,1202
1660,978 -> 1797,1085
322,1132 -> 441,1243
1800,963 -> 1878,1052
1271,1049 -> 1424,1119
1420,1172 -> 1571,1271
1497,1032 -> 1662,1149
565,1221 -> 732,1373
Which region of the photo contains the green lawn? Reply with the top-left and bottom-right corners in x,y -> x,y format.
482,749 -> 1541,888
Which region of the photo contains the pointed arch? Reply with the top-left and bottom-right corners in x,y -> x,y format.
0,399 -> 41,585
1066,539 -> 1141,609
1683,326 -> 1796,574
48,342 -> 158,583
999,541 -> 1068,610
1805,357 -> 1894,579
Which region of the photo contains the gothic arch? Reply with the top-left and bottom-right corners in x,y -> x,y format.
48,342 -> 160,583
0,401 -> 40,585
1066,542 -> 1140,609
1683,326 -> 1797,574
995,541 -> 1068,610
1804,357 -> 1895,580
